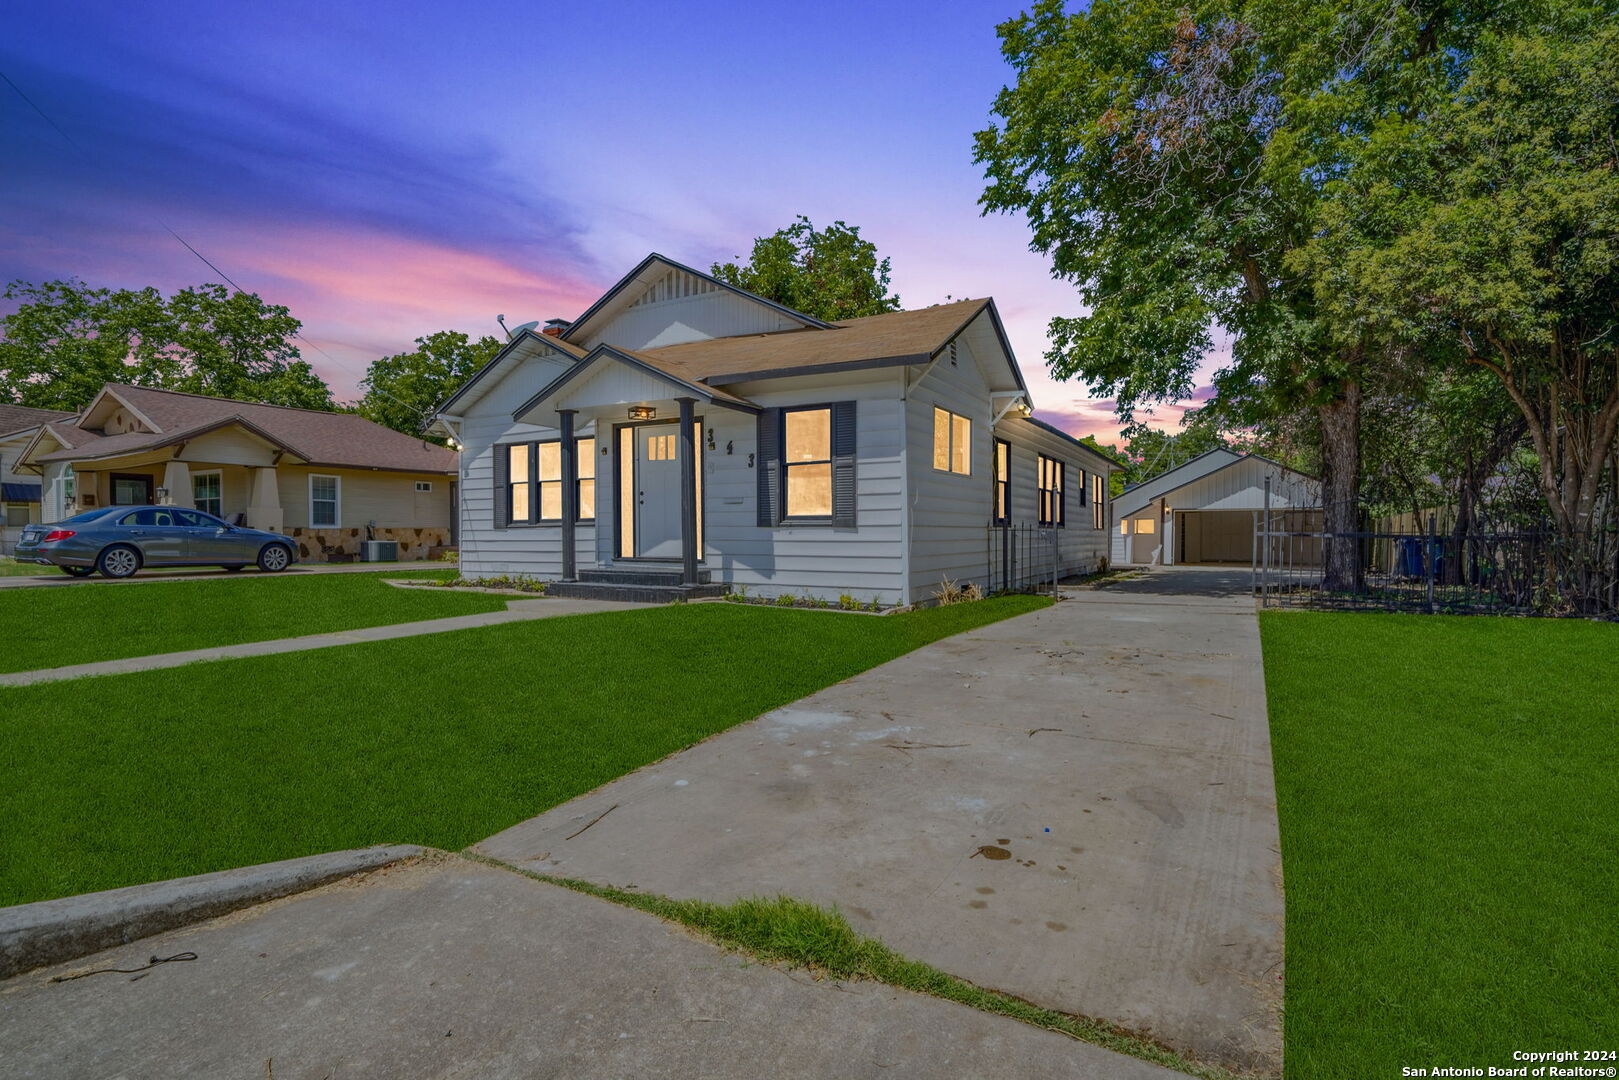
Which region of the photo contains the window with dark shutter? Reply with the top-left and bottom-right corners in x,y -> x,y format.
756,408 -> 781,527
493,442 -> 511,528
1038,455 -> 1065,528
830,401 -> 856,528
992,439 -> 1011,524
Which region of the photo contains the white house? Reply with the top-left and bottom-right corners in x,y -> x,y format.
432,253 -> 1117,605
1110,449 -> 1321,566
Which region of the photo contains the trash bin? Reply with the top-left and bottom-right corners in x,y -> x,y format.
1395,537 -> 1424,578
361,540 -> 398,562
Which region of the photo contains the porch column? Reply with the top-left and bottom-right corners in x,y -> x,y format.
677,397 -> 698,585
559,409 -> 577,582
159,460 -> 192,506
246,466 -> 283,532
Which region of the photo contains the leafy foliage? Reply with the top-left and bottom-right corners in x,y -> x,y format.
1296,14 -> 1619,546
0,280 -> 333,411
359,329 -> 502,439
711,216 -> 900,322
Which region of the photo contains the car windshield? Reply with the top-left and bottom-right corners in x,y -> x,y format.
54,508 -> 120,525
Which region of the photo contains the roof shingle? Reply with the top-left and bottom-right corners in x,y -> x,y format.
35,385 -> 457,473
0,404 -> 75,438
635,299 -> 989,383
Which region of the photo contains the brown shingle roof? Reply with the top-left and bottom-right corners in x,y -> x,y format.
35,385 -> 457,473
0,404 -> 75,438
636,299 -> 990,383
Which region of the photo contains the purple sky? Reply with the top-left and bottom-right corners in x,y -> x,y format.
3,0 -> 1213,443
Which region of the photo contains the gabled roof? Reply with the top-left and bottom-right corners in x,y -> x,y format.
25,385 -> 457,474
434,329 -> 586,418
562,253 -> 835,346
513,344 -> 761,421
637,298 -> 1006,386
1113,449 -> 1316,517
0,403 -> 75,439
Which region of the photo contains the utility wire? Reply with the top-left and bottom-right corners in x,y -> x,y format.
1,66 -> 429,426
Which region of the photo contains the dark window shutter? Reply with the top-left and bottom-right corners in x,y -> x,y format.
831,400 -> 857,528
756,408 -> 781,528
1078,468 -> 1087,506
1058,463 -> 1067,527
493,443 -> 510,529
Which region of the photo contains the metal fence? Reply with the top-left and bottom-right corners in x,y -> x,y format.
1254,515 -> 1619,618
984,522 -> 1062,596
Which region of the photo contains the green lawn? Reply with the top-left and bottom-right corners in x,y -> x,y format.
1260,612 -> 1618,1080
0,596 -> 1047,906
0,570 -> 501,674
0,556 -> 49,576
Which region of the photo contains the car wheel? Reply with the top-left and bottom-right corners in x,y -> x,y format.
61,566 -> 95,577
221,565 -> 246,572
97,545 -> 142,579
257,544 -> 291,572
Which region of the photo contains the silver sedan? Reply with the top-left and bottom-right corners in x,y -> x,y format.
14,505 -> 299,578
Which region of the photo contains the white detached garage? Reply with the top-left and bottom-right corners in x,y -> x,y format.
1110,450 -> 1320,567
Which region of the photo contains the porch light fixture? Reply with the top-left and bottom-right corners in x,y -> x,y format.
628,405 -> 656,421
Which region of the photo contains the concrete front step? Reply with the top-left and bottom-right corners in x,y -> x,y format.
548,581 -> 728,604
577,566 -> 712,586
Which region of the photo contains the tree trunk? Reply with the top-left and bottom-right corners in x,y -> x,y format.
1318,379 -> 1363,592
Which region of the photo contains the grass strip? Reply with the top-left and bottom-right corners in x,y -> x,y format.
474,853 -> 1238,1080
0,568 -> 493,673
2,596 -> 1049,905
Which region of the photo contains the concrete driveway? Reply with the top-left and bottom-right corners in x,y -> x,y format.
1,854 -> 1180,1080
478,575 -> 1285,1074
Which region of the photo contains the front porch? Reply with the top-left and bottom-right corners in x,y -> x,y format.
453,342 -> 761,594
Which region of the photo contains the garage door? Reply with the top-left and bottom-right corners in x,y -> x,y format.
1178,511 -> 1254,565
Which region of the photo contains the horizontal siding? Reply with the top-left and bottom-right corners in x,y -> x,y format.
699,370 -> 908,604
904,328 -> 1113,599
275,466 -> 451,530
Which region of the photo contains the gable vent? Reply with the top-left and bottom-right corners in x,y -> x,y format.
628,269 -> 721,308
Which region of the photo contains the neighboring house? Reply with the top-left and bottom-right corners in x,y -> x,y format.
431,253 -> 1117,605
1110,449 -> 1321,567
1,403 -> 78,553
15,385 -> 458,561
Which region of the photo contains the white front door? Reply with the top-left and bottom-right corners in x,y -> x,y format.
635,426 -> 683,558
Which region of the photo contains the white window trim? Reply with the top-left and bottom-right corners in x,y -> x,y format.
932,406 -> 973,476
192,469 -> 223,516
415,481 -> 434,492
309,473 -> 341,528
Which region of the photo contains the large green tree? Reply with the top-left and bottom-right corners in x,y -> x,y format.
974,0 -> 1501,588
359,330 -> 502,440
1300,14 -> 1619,585
711,216 -> 900,322
0,280 -> 333,411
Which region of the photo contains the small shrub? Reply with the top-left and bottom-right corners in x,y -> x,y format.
838,593 -> 861,611
774,593 -> 797,607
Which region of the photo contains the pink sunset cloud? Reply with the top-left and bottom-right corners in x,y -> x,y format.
216,227 -> 606,397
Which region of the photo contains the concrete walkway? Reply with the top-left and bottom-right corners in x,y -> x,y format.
477,575 -> 1285,1074
0,854 -> 1180,1079
0,597 -> 650,688
0,560 -> 442,589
